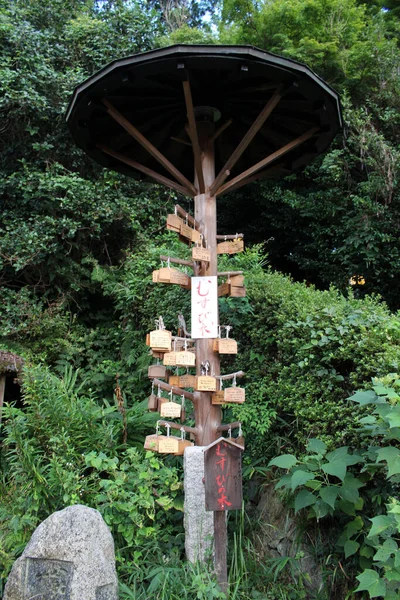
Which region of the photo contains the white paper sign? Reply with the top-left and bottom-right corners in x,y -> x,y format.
191,276 -> 218,339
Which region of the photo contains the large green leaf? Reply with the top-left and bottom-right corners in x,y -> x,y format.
355,569 -> 386,598
319,485 -> 339,509
349,390 -> 379,405
268,454 -> 298,469
373,539 -> 397,562
306,438 -> 327,454
376,447 -> 400,478
344,539 -> 360,558
290,469 -> 316,491
339,473 -> 364,503
322,459 -> 347,481
368,515 -> 394,538
294,490 -> 317,513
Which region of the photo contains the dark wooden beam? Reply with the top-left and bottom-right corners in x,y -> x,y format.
209,86 -> 283,195
159,255 -> 194,268
216,127 -> 319,196
158,420 -> 198,435
153,378 -> 195,402
211,119 -> 233,143
102,98 -> 197,196
218,165 -> 283,196
183,81 -> 205,194
98,145 -> 191,196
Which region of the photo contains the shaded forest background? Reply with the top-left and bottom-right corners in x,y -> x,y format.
1,0 -> 400,598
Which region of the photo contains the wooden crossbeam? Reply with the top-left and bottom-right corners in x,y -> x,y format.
211,119 -> 233,143
183,81 -> 205,194
216,127 -> 319,196
153,378 -> 195,402
102,98 -> 197,196
209,86 -> 283,195
175,204 -> 200,230
171,136 -> 192,147
158,420 -> 198,435
218,165 -> 283,196
159,255 -> 194,268
216,234 -> 244,240
217,421 -> 242,432
98,145 -> 191,196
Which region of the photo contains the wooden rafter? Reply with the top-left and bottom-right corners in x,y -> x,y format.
182,81 -> 205,194
209,86 -> 283,195
211,119 -> 233,143
98,144 -> 191,196
216,127 -> 319,196
218,164 -> 284,196
102,98 -> 197,196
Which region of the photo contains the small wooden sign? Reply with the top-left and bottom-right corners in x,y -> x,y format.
214,339 -> 238,354
218,282 -> 231,297
229,275 -> 244,286
196,376 -> 217,392
191,229 -> 202,244
166,214 -> 183,232
148,364 -> 167,379
149,330 -> 171,352
211,390 -> 226,405
192,247 -> 210,262
179,374 -> 196,388
180,223 -> 194,240
230,286 -> 246,298
224,387 -> 245,404
176,439 -> 194,455
158,436 -> 180,453
204,438 -> 243,511
160,401 -> 182,418
163,352 -> 177,366
217,239 -> 244,255
150,350 -> 165,360
168,375 -> 180,386
152,270 -> 160,282
170,269 -> 190,286
144,434 -> 160,451
175,351 -> 196,367
158,267 -> 172,282
147,394 -> 158,411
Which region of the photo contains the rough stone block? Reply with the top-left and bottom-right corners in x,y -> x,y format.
4,505 -> 118,600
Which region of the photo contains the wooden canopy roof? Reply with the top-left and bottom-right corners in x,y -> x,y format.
66,45 -> 342,197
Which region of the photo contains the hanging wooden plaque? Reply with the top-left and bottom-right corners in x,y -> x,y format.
166,214 -> 183,232
229,275 -> 244,286
192,247 -> 211,262
163,352 -> 177,366
196,376 -> 217,392
217,240 -> 244,255
216,339 -> 238,354
179,374 -> 196,388
176,439 -> 194,455
152,270 -> 160,282
157,397 -> 167,411
148,364 -> 167,379
175,351 -> 196,367
180,223 -> 194,240
211,391 -> 226,405
146,334 -> 150,346
230,286 -> 246,298
144,434 -> 159,451
150,350 -> 164,359
168,375 -> 180,386
149,330 -> 171,352
160,401 -> 182,418
158,267 -> 172,283
147,394 -> 158,411
218,282 -> 231,297
204,438 -> 243,511
158,436 -> 180,453
170,269 -> 190,286
191,229 -> 202,244
224,387 -> 245,404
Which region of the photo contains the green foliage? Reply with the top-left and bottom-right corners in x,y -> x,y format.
269,376 -> 400,598
0,364 -> 181,590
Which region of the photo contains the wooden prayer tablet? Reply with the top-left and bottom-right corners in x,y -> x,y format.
218,282 -> 231,297
160,401 -> 182,418
152,270 -> 160,282
215,339 -> 238,354
224,387 -> 245,403
176,439 -> 194,455
191,229 -> 202,244
149,330 -> 171,352
148,364 -> 167,379
158,436 -> 180,453
163,352 -> 177,366
147,394 -> 158,411
196,376 -> 217,392
144,434 -> 160,451
157,397 -> 168,412
170,269 -> 190,286
211,391 -> 226,405
158,267 -> 172,282
146,333 -> 150,346
217,239 -> 244,255
166,214 -> 183,232
179,374 -> 196,388
180,223 -> 194,240
230,286 -> 246,298
229,274 -> 244,286
180,278 -> 192,291
150,350 -> 164,359
192,247 -> 210,262
175,351 -> 196,367
168,375 -> 180,386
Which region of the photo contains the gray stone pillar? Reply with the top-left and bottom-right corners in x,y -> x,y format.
184,446 -> 214,562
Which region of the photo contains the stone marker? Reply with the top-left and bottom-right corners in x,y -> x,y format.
4,504 -> 118,600
184,446 -> 214,563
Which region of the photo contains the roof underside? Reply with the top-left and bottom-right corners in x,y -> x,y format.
66,45 -> 342,197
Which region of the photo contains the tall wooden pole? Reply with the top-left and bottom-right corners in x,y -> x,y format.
193,119 -> 228,593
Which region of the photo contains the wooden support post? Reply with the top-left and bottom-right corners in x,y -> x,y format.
0,375 -> 5,426
214,511 -> 228,595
